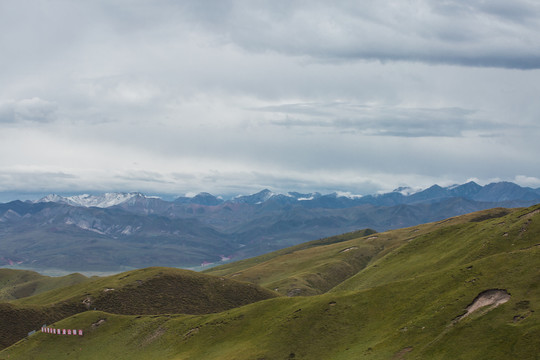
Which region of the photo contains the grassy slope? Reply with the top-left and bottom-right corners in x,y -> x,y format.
0,269 -> 89,301
0,267 -> 278,351
205,210 -> 514,297
1,205 -> 539,359
204,228 -> 379,295
0,269 -> 89,349
13,267 -> 278,311
331,207 -> 534,292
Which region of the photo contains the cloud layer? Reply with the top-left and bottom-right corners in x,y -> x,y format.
1,1 -> 539,199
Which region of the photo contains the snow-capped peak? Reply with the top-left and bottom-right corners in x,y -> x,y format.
37,192 -> 143,208
392,186 -> 421,196
38,194 -> 68,203
334,191 -> 363,199
231,189 -> 275,204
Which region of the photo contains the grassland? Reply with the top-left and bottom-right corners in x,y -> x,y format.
0,267 -> 278,351
204,228 -> 378,295
1,205 -> 538,359
0,269 -> 89,301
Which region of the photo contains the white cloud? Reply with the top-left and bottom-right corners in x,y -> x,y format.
514,175 -> 540,188
0,1 -> 539,199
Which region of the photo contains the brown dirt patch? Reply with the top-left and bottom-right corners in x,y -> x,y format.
518,208 -> 540,219
91,319 -> 107,328
183,327 -> 199,339
393,346 -> 413,359
455,289 -> 510,322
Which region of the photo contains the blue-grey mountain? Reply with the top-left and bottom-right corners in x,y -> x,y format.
0,181 -> 538,273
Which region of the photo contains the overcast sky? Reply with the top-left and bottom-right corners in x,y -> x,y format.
1,0 -> 540,201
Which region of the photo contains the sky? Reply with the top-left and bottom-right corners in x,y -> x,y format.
1,0 -> 540,201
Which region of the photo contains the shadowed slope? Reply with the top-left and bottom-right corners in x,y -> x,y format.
1,267 -> 278,350
13,267 -> 279,313
0,269 -> 89,301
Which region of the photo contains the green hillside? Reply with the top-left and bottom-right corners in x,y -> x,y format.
0,267 -> 278,350
204,228 -> 378,296
1,205 -> 539,359
13,267 -> 278,311
204,209 -> 517,296
0,269 -> 89,301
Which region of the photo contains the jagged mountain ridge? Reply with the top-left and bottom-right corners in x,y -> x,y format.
34,181 -> 540,209
1,181 -> 539,272
37,192 -> 154,208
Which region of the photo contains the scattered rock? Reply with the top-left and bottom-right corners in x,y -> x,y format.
513,311 -> 533,323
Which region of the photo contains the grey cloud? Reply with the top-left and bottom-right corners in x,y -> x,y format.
0,1 -> 539,199
467,0 -> 540,24
258,103 -> 500,137
0,98 -> 57,123
117,170 -> 173,184
176,0 -> 540,69
0,170 -> 77,192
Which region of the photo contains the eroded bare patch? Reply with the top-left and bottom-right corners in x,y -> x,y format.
455,289 -> 510,322
518,208 -> 540,219
183,327 -> 199,339
141,326 -> 166,346
393,347 -> 413,359
92,319 -> 107,328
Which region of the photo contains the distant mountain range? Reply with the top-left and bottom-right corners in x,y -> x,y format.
1,181 -> 539,273
33,180 -> 540,208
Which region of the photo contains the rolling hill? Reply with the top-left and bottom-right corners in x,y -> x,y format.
0,204 -> 538,359
0,267 -> 278,351
0,269 -> 89,302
